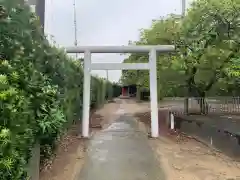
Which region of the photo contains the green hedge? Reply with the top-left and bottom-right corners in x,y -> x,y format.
0,1 -> 120,179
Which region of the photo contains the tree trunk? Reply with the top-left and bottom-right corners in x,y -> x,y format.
185,67 -> 197,115
185,80 -> 194,115
136,85 -> 141,101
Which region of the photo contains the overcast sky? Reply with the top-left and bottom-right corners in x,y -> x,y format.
44,0 -> 193,82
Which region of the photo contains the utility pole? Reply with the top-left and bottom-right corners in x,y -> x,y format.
25,0 -> 45,32
181,0 -> 188,114
181,0 -> 186,17
106,70 -> 113,100
36,0 -> 45,31
73,0 -> 78,59
106,70 -> 109,98
106,70 -> 109,81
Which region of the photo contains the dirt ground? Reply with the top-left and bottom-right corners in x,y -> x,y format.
132,100 -> 240,180
40,98 -> 240,180
149,136 -> 240,180
39,121 -> 86,180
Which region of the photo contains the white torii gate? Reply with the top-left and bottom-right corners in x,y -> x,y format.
65,45 -> 175,138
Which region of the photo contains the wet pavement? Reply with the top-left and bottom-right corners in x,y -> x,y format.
77,115 -> 165,180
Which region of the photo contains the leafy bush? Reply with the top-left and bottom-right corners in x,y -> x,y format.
0,0 -> 120,179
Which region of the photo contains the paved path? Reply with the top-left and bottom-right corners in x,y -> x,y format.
77,115 -> 165,180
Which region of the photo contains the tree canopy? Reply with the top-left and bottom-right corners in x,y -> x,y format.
121,0 -> 240,100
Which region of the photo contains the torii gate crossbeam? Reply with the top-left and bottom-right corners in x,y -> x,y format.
65,45 -> 175,138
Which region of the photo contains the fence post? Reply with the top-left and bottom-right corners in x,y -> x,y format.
184,97 -> 189,114
165,111 -> 170,128
28,142 -> 40,180
170,113 -> 175,130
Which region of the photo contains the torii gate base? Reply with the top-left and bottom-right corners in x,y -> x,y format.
66,45 -> 175,138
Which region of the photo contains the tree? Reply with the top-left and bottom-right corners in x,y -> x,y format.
121,15 -> 186,100
121,0 -> 240,114
177,0 -> 240,113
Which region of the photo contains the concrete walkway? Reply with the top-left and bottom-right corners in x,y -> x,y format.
77,115 -> 165,180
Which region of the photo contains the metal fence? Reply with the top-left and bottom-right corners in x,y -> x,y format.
159,97 -> 240,115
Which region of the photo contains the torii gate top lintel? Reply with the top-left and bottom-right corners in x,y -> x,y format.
65,45 -> 175,54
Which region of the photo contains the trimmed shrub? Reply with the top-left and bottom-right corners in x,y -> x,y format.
0,0 -> 121,179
